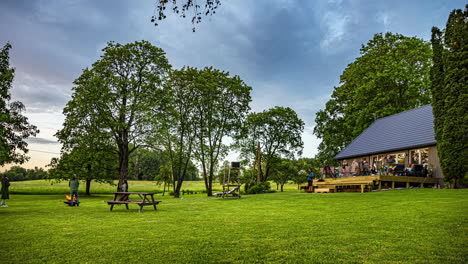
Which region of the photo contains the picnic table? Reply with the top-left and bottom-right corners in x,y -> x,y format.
105,192 -> 161,213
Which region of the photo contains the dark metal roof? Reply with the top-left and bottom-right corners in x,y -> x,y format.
334,105 -> 436,160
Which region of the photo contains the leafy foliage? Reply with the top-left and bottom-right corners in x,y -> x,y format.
245,182 -> 272,194
234,106 -> 304,182
152,0 -> 221,31
314,33 -> 432,164
270,159 -> 298,192
430,5 -> 468,187
128,148 -> 163,181
0,43 -> 39,165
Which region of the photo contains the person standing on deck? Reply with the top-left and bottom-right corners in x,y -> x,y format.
1,174 -> 10,207
69,174 -> 80,206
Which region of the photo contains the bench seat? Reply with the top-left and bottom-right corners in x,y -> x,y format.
105,200 -> 162,212
105,200 -> 161,205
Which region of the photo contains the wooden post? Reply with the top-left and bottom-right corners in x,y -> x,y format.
361,184 -> 364,193
378,181 -> 381,190
406,182 -> 410,189
391,181 -> 395,190
420,183 -> 424,188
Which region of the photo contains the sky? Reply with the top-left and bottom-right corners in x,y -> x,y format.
0,0 -> 465,171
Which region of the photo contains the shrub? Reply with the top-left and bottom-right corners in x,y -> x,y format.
246,182 -> 273,194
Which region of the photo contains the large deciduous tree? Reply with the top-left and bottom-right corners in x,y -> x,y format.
57,41 -> 171,191
314,32 -> 432,165
156,67 -> 198,198
191,67 -> 251,196
430,5 -> 468,188
0,43 -> 39,166
234,106 -> 304,183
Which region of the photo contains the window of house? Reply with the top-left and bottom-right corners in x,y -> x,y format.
410,148 -> 429,164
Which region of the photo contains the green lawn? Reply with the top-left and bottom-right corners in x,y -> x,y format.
1,181 -> 467,263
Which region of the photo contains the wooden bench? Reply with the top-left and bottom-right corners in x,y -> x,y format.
105,192 -> 161,213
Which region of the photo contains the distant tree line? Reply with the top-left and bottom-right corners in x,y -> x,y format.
1,166 -> 47,181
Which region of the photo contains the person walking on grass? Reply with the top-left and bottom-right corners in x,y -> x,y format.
1,174 -> 10,207
69,174 -> 80,206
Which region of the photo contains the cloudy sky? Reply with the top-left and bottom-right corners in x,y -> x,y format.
0,0 -> 464,170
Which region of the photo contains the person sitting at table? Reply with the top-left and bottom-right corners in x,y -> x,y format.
371,163 -> 377,175
362,158 -> 370,175
405,164 -> 414,176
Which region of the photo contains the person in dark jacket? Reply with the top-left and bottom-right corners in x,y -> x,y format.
69,174 -> 80,206
1,174 -> 10,207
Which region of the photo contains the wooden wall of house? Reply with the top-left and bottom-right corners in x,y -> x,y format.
428,146 -> 443,179
338,145 -> 443,180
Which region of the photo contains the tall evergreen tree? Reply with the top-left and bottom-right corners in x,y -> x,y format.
431,5 -> 468,187
0,43 -> 39,166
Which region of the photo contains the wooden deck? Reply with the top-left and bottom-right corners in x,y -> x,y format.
311,175 -> 441,193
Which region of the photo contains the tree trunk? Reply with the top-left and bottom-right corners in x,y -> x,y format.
174,180 -> 183,198
256,143 -> 262,184
118,137 -> 129,192
281,184 -> 284,192
85,179 -> 92,196
263,161 -> 270,182
202,161 -> 210,196
207,163 -> 214,197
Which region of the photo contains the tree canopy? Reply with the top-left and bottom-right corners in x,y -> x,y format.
314,32 -> 432,165
0,43 -> 39,166
430,5 -> 468,187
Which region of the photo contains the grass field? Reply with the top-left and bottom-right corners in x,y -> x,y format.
9,179 -> 300,195
1,181 -> 467,263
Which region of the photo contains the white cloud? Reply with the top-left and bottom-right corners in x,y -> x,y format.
320,11 -> 351,54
